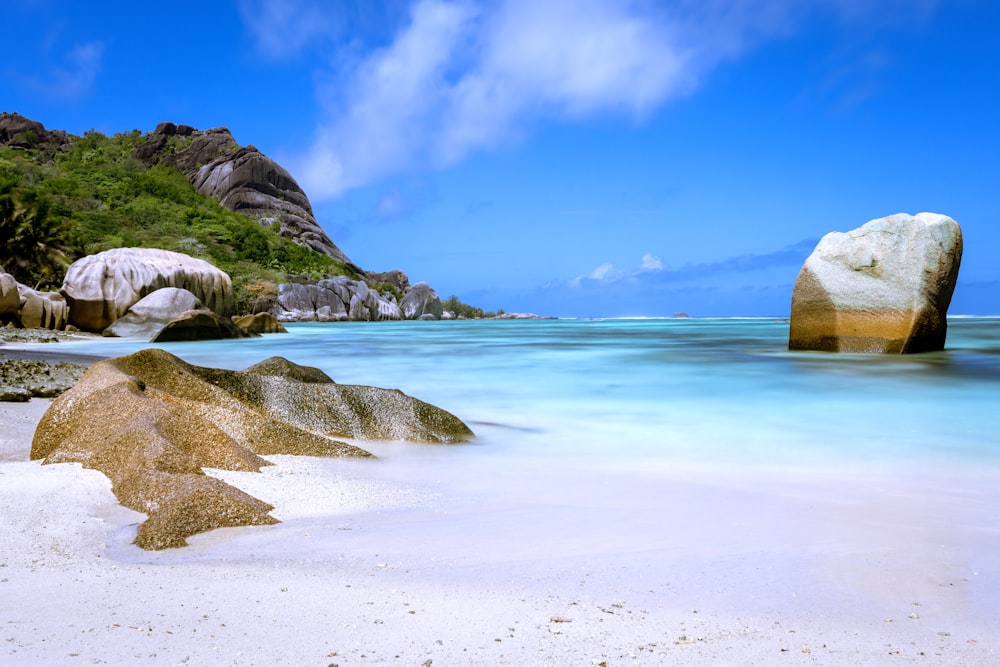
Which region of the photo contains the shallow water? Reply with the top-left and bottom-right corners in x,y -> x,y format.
50,317 -> 1000,467
9,318 -> 1000,667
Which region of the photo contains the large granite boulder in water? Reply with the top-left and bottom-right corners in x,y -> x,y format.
789,212 -> 962,353
61,248 -> 234,332
31,348 -> 473,549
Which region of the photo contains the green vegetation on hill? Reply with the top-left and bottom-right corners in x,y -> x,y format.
0,129 -> 358,311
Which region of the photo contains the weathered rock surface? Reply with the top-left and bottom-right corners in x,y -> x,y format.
2,264 -> 69,330
61,248 -> 234,332
103,287 -> 204,339
0,357 -> 88,401
32,348 -> 473,548
273,277 -> 404,322
16,285 -> 68,330
133,123 -> 354,265
0,265 -> 19,323
0,112 -> 70,150
234,312 -> 287,334
400,282 -> 444,320
102,286 -> 250,342
789,212 -> 963,353
151,309 -> 254,342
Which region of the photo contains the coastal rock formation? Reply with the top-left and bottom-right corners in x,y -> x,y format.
400,282 -> 444,320
31,348 -> 473,549
133,123 -> 353,265
61,248 -> 234,332
789,212 -> 963,353
274,277 -> 405,322
104,287 -> 251,342
0,358 -> 88,401
151,308 -> 253,342
0,265 -> 19,323
103,287 -> 204,339
16,285 -> 69,330
1,264 -> 68,330
234,312 -> 287,334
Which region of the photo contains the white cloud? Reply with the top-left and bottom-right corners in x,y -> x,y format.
572,252 -> 663,286
640,253 -> 664,271
571,262 -> 621,287
23,40 -> 104,100
276,0 -> 940,200
238,0 -> 340,60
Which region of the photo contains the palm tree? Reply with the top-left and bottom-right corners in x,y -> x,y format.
0,182 -> 77,289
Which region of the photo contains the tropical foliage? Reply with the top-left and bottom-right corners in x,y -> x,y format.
441,295 -> 503,319
0,129 -> 357,305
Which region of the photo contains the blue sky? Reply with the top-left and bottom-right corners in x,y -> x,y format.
4,0 -> 998,316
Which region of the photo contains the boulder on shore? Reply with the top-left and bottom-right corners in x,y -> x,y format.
16,285 -> 69,330
104,287 -> 251,342
103,287 -> 204,339
0,265 -> 20,323
274,277 -> 403,322
788,212 -> 962,353
61,248 -> 234,333
400,281 -> 443,320
31,348 -> 474,549
151,309 -> 253,342
234,312 -> 287,334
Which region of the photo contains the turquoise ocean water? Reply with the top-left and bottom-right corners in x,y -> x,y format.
36,318 -> 1000,599
50,317 -> 1000,467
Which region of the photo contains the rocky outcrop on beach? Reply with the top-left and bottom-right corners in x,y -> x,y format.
233,312 -> 287,334
104,287 -> 252,342
16,285 -> 68,330
61,248 -> 234,333
103,287 -> 204,339
132,123 -> 354,266
0,266 -> 20,323
400,282 -> 444,320
789,212 -> 963,353
31,348 -> 473,548
0,357 -> 87,401
274,277 -> 405,321
151,308 -> 253,342
1,264 -> 68,329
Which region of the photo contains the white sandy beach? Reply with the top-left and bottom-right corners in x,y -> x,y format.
2,397 -> 998,666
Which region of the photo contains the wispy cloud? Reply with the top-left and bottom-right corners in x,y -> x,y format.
239,0 -> 340,60
571,238 -> 817,288
20,40 -> 104,100
239,0 -> 940,200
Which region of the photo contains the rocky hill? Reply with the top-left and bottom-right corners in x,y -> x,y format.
1,112 -> 494,328
131,122 -> 356,268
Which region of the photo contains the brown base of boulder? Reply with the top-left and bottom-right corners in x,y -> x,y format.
789,309 -> 947,353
